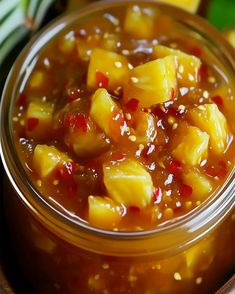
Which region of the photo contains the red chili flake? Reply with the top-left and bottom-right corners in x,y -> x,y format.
17,93 -> 27,107
64,162 -> 79,175
27,118 -> 39,132
190,46 -> 202,57
211,95 -> 223,107
68,87 -> 80,101
109,110 -> 125,140
167,160 -> 183,174
96,71 -> 109,89
180,184 -> 193,197
169,88 -> 175,101
66,113 -> 87,132
129,206 -> 140,213
199,63 -> 208,80
125,98 -> 139,112
142,144 -> 155,158
205,162 -> 227,179
153,187 -> 162,204
110,151 -> 126,162
167,107 -> 183,118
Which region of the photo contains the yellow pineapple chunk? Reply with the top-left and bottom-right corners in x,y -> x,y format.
26,100 -> 54,139
183,170 -> 212,201
88,196 -> 124,229
224,29 -> 235,48
124,56 -> 177,108
33,145 -> 71,178
124,5 -> 156,39
172,126 -> 209,166
133,111 -> 156,145
103,159 -> 153,208
160,0 -> 201,13
153,44 -> 201,86
90,88 -> 124,141
29,71 -> 46,89
87,48 -> 129,91
65,117 -> 109,157
188,104 -> 229,154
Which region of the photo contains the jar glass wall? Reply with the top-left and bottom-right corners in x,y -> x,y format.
1,1 -> 235,293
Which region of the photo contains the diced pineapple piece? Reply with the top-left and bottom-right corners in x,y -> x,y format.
103,159 -> 153,208
33,145 -> 71,178
133,111 -> 156,145
172,126 -> 209,166
183,170 -> 212,201
26,100 -> 54,139
153,44 -> 201,86
101,33 -> 120,52
29,71 -> 46,89
90,88 -> 124,141
65,117 -> 109,157
87,48 -> 129,91
184,238 -> 214,272
188,104 -> 229,154
160,0 -> 201,13
124,5 -> 156,39
88,196 -> 124,229
124,56 -> 177,108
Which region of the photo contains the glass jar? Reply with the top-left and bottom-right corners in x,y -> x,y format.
1,1 -> 235,293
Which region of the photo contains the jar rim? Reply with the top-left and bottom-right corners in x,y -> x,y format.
1,0 -> 235,256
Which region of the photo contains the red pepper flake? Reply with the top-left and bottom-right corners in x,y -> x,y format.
205,162 -> 227,179
190,46 -> 202,57
211,95 -> 223,107
125,98 -> 139,112
27,118 -> 39,132
142,144 -> 155,159
96,71 -> 109,89
153,187 -> 162,204
66,113 -> 87,132
129,206 -> 140,213
17,93 -> 27,107
169,88 -> 175,101
199,63 -> 208,80
110,151 -> 126,162
167,160 -> 183,174
180,184 -> 193,197
68,87 -> 80,101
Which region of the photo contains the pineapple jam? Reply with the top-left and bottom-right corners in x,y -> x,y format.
3,2 -> 235,293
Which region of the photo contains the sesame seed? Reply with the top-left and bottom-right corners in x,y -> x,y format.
113,227 -> 119,231
156,264 -> 161,270
195,277 -> 203,285
124,126 -> 130,133
128,275 -> 137,283
185,201 -> 192,210
170,42 -> 178,48
198,105 -> 206,111
125,113 -> 132,120
164,208 -> 174,219
102,263 -> 109,270
172,123 -> 178,130
139,144 -> 144,151
42,96 -> 47,102
188,74 -> 194,81
179,65 -> 184,74
231,214 -> 235,221
203,90 -> 209,99
128,63 -> 134,69
131,77 -> 138,83
208,76 -> 216,83
53,180 -> 59,186
168,116 -> 175,125
12,117 -> 19,122
37,180 -> 42,187
94,274 -> 100,280
122,49 -> 130,55
174,272 -> 182,281
20,119 -> 25,126
199,98 -> 204,103
178,104 -> 186,112
179,87 -> 189,96
114,61 -> 122,68
196,201 -> 201,206
129,135 -> 137,142
115,26 -> 121,33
